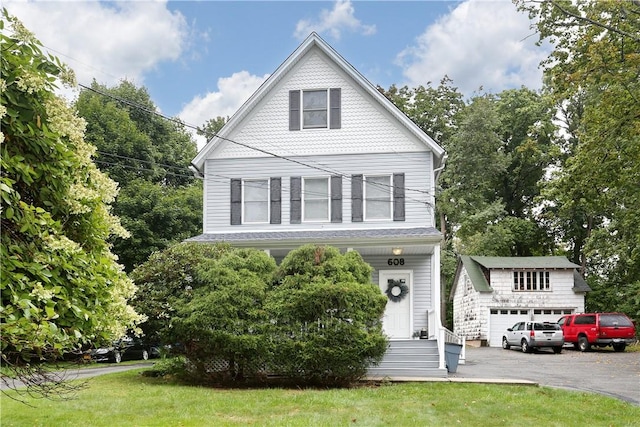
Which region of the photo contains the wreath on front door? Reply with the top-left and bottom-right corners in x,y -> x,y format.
385,279 -> 409,303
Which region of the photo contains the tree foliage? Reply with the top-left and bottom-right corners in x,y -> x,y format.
0,10 -> 142,374
75,81 -> 202,271
132,243 -> 387,386
518,0 -> 640,320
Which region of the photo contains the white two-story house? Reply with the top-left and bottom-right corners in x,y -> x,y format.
189,33 -> 450,377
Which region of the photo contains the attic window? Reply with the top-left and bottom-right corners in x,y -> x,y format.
513,271 -> 550,291
303,90 -> 327,128
289,89 -> 341,130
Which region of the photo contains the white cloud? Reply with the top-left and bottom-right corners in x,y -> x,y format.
4,0 -> 189,87
396,0 -> 549,97
178,71 -> 269,149
294,0 -> 376,40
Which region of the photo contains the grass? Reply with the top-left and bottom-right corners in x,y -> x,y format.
2,368 -> 639,426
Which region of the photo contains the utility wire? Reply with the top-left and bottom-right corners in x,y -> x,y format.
77,83 -> 436,205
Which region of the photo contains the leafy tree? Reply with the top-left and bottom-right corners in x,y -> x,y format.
76,80 -> 197,187
0,10 -> 142,389
518,0 -> 640,320
198,116 -> 228,140
112,179 -> 202,272
75,81 -> 202,270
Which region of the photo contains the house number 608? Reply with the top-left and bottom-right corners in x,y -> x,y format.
387,258 -> 405,266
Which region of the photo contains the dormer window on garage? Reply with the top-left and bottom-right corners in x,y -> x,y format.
289,88 -> 341,130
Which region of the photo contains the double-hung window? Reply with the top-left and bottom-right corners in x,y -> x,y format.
289,88 -> 341,130
303,90 -> 328,129
303,177 -> 329,221
243,179 -> 269,223
364,175 -> 392,220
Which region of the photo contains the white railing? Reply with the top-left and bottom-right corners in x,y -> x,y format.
427,310 -> 466,369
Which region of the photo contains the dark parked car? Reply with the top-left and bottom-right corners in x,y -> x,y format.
91,337 -> 159,363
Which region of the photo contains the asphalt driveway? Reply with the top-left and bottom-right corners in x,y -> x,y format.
449,346 -> 640,405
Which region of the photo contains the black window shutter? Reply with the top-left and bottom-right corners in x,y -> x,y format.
230,179 -> 242,225
270,177 -> 281,224
331,175 -> 342,223
351,174 -> 363,222
393,173 -> 405,221
290,176 -> 301,224
289,90 -> 300,131
330,88 -> 341,129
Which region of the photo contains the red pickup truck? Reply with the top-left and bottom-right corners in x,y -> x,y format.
557,312 -> 636,352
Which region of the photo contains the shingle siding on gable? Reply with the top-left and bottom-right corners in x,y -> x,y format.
452,269 -> 483,340
486,270 -> 583,309
202,152 -> 433,233
215,51 -> 428,159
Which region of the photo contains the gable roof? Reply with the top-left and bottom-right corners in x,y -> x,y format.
469,256 -> 581,270
450,255 -> 590,300
191,32 -> 446,173
457,255 -> 493,293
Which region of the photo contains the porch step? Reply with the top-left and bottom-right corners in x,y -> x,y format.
367,339 -> 446,378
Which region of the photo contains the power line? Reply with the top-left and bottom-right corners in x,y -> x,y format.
77,83 -> 436,205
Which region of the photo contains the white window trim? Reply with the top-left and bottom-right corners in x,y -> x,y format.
301,88 -> 329,130
512,270 -> 551,292
242,178 -> 270,224
302,176 -> 330,222
363,174 -> 393,221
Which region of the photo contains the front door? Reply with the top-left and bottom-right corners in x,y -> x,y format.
379,270 -> 412,339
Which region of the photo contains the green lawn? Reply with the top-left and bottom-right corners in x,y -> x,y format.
2,369 -> 639,426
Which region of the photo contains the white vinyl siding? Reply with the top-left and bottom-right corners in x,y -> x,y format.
215,51 -> 429,159
303,177 -> 329,221
202,152 -> 433,232
243,179 -> 269,223
369,255 -> 433,334
364,175 -> 392,220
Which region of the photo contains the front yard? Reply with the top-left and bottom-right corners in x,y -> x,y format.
2,368 -> 638,426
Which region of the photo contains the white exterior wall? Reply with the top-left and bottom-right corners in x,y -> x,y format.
477,270 -> 585,341
452,268 -> 483,340
211,50 -> 427,160
453,267 -> 586,342
368,255 -> 433,334
201,47 -> 437,233
203,152 -> 434,233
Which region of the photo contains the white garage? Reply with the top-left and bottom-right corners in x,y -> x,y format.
488,308 -> 575,347
488,309 -> 529,347
451,256 -> 590,347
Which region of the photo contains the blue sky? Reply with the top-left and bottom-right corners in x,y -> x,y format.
5,1 -> 550,145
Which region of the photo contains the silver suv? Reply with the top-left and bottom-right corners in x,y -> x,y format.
502,321 -> 564,353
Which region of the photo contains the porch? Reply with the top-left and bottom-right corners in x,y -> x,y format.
367,327 -> 466,379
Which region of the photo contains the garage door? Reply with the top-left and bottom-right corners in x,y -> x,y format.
532,308 -> 574,323
488,309 -> 530,347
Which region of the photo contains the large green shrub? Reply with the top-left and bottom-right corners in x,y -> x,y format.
169,248 -> 277,381
129,242 -> 233,344
132,243 -> 387,386
267,245 -> 388,386
1,10 -> 142,371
